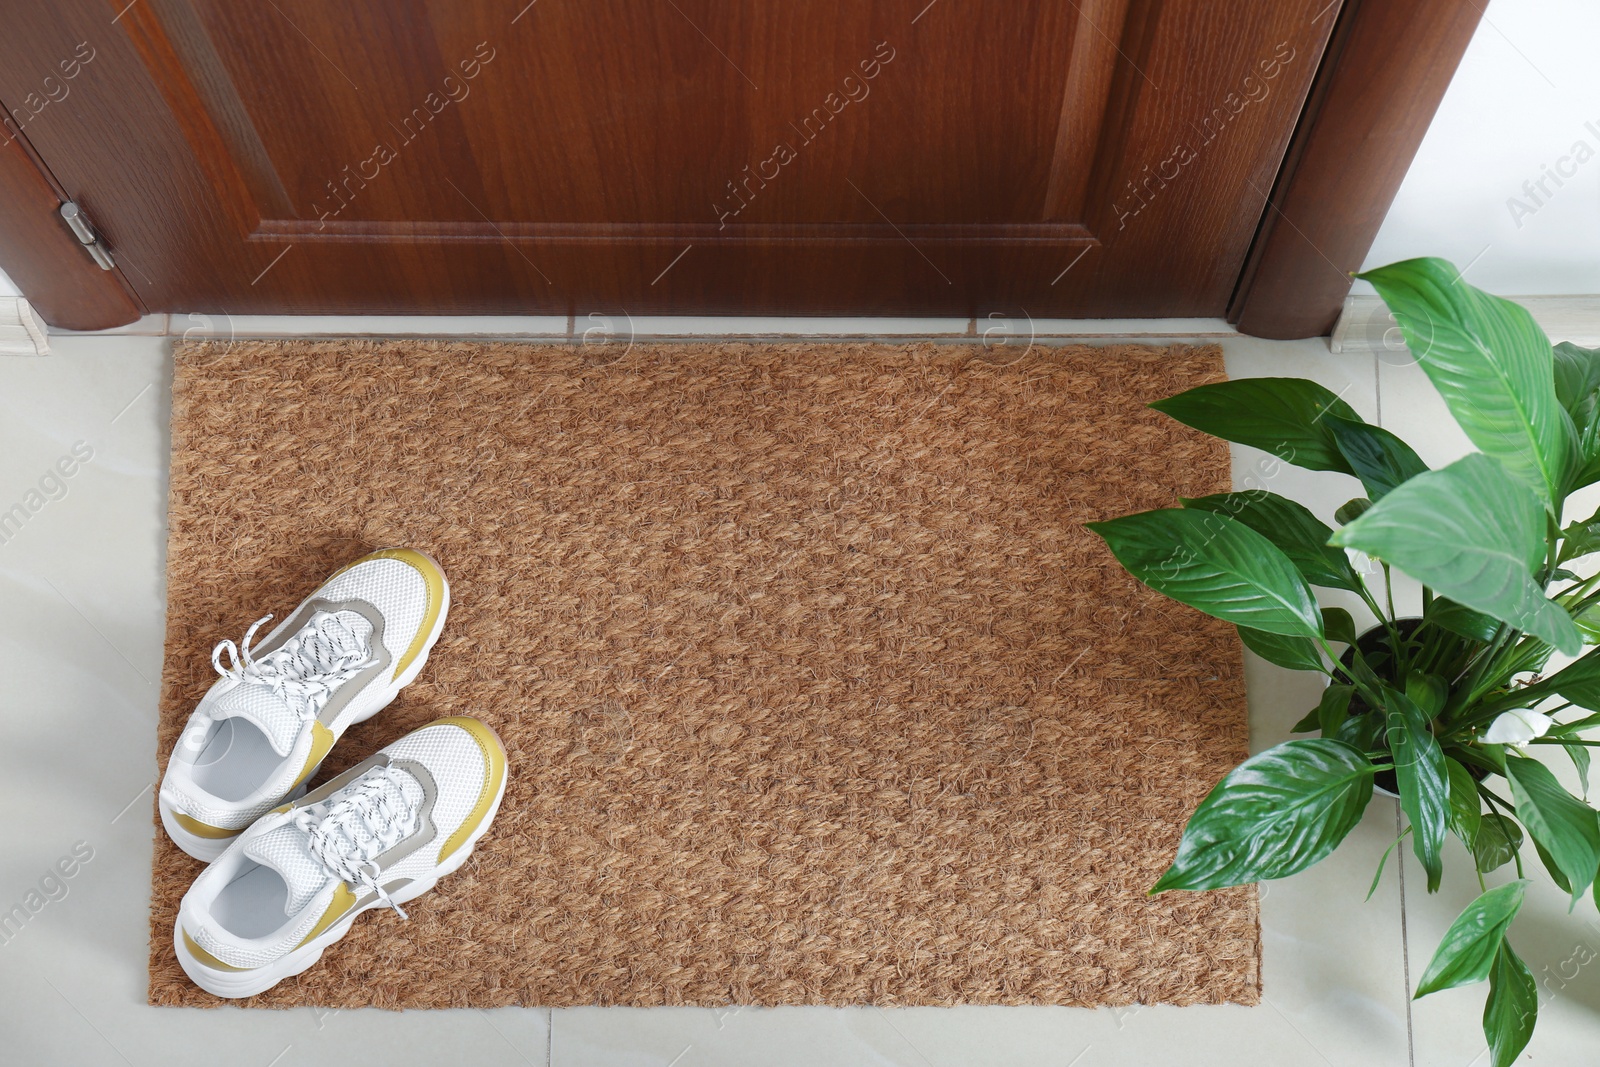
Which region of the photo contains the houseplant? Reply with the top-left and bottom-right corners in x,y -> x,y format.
1089,257 -> 1600,1066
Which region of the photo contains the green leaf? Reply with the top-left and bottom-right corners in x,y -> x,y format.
1152,739 -> 1375,893
1406,672 -> 1447,717
1385,689 -> 1450,891
1559,501 -> 1600,563
1088,509 -> 1324,639
1339,709 -> 1384,754
1318,684 -> 1355,737
1182,492 -> 1363,591
1414,880 -> 1528,997
1238,625 -> 1325,672
1150,378 -> 1362,475
1577,601 -> 1600,644
1553,341 -> 1600,414
1326,415 -> 1430,501
1505,754 -> 1600,904
1335,497 -> 1372,525
1446,757 -> 1483,844
1566,741 -> 1591,799
1483,941 -> 1538,1067
1331,453 -> 1581,655
1322,607 -> 1357,645
1472,812 -> 1523,873
1540,644 -> 1600,710
1359,257 -> 1574,507
1427,598 -> 1500,643
1532,834 -> 1573,894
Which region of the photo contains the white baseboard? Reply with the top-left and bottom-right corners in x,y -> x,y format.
0,298 -> 50,355
1332,293 -> 1600,353
49,312 -> 1241,343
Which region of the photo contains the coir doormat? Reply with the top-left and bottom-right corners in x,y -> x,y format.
149,340 -> 1257,1008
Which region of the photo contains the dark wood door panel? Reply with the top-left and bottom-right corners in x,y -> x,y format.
0,1 -> 1342,320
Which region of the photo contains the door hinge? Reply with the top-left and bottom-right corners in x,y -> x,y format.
59,201 -> 115,270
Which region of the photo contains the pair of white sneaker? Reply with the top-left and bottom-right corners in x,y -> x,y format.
159,549 -> 508,998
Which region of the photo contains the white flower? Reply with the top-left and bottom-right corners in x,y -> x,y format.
1483,709 -> 1554,746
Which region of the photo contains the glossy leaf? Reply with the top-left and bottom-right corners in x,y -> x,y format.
1559,501 -> 1600,562
1335,497 -> 1372,525
1414,880 -> 1527,997
1338,709 -> 1384,754
1150,378 -> 1362,475
1238,625 -> 1325,672
1473,812 -> 1523,874
1182,492 -> 1363,591
1428,598 -> 1500,643
1505,755 -> 1600,904
1331,453 -> 1581,655
1386,689 -> 1450,892
1567,742 -> 1592,799
1446,757 -> 1483,844
1152,739 -> 1375,893
1088,509 -> 1324,639
1541,644 -> 1600,710
1552,341 -> 1600,415
1318,684 -> 1355,737
1406,672 -> 1447,717
1359,257 -> 1573,507
1532,835 -> 1572,894
1326,414 -> 1430,501
1483,941 -> 1538,1067
1322,607 -> 1357,645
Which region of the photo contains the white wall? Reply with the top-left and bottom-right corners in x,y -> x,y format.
1357,0 -> 1600,295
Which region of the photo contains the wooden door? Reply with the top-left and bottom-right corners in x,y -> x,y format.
0,1 -> 1343,324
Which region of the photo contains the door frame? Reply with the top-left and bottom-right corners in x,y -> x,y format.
0,0 -> 1484,336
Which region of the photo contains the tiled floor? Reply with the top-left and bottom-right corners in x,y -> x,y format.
0,324 -> 1588,1065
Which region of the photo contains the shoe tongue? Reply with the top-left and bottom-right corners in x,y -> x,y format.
243,824 -> 334,916
212,610 -> 373,757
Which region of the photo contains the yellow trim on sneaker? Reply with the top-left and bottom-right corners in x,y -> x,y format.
182,929 -> 251,972
291,721 -> 337,788
294,883 -> 358,949
433,717 -> 507,863
330,548 -> 446,682
173,812 -> 243,840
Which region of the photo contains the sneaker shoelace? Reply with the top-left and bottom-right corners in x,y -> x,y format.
294,765 -> 419,918
211,612 -> 377,725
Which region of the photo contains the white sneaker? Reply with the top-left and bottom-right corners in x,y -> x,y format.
174,716 -> 508,998
160,549 -> 451,861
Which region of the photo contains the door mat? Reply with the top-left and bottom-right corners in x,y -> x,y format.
149,340 -> 1257,1008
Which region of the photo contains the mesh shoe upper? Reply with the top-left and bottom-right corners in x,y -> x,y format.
179,718 -> 505,972
161,550 -> 443,836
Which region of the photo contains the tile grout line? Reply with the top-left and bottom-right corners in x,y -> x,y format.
546,1008 -> 553,1067
1396,800 -> 1416,1067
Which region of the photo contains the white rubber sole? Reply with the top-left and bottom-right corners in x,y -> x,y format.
159,554 -> 453,863
175,756 -> 506,998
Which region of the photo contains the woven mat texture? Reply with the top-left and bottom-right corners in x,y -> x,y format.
149,340 -> 1256,1008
